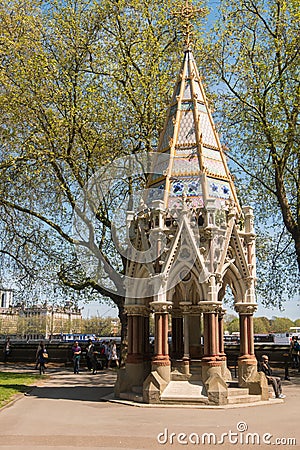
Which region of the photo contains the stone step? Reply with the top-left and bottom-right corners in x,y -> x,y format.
161,397 -> 209,404
227,394 -> 261,404
228,387 -> 249,397
119,392 -> 144,403
160,380 -> 208,403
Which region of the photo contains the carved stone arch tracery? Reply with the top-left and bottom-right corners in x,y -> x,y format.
172,283 -> 185,309
166,262 -> 203,303
220,262 -> 246,304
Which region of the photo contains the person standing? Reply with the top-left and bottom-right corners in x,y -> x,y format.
107,340 -> 119,369
85,339 -> 94,371
290,336 -> 300,369
37,342 -> 48,375
72,341 -> 81,374
258,354 -> 285,399
35,341 -> 44,370
3,337 -> 11,363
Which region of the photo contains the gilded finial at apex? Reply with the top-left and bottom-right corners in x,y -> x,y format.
173,0 -> 208,49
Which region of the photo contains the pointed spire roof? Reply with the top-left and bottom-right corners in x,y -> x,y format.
149,48 -> 240,213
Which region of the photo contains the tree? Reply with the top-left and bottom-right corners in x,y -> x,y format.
270,317 -> 294,333
207,0 -> 300,307
81,317 -> 120,336
227,317 -> 240,334
253,317 -> 270,334
0,0 -> 194,356
1,0 -> 297,353
223,313 -> 237,332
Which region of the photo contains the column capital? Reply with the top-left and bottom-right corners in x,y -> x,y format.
234,302 -> 257,315
179,301 -> 192,313
189,305 -> 202,316
125,305 -> 150,316
150,301 -> 172,314
198,301 -> 222,314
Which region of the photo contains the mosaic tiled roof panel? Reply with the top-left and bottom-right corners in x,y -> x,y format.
183,80 -> 192,99
199,112 -> 218,148
171,156 -> 200,176
202,147 -> 222,161
168,195 -> 204,210
175,146 -> 198,157
193,80 -> 205,103
170,176 -> 203,197
177,110 -> 196,144
149,48 -> 239,209
161,114 -> 175,150
152,152 -> 170,177
207,178 -> 231,199
147,182 -> 166,203
203,157 -> 227,178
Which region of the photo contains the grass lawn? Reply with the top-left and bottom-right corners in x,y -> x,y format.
0,372 -> 41,408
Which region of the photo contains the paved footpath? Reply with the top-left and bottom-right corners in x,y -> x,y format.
0,363 -> 299,450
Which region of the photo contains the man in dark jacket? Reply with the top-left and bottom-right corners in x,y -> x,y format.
258,355 -> 285,399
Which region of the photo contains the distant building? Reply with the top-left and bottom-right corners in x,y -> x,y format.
0,289 -> 13,308
19,304 -> 82,340
0,289 -> 18,335
0,290 -> 82,339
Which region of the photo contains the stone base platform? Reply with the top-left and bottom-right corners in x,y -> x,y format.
160,380 -> 208,404
116,378 -> 279,407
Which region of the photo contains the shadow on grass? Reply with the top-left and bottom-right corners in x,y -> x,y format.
0,383 -> 38,408
1,384 -> 33,393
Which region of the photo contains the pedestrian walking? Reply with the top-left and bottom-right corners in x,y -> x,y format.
37,342 -> 48,375
35,341 -> 44,370
3,337 -> 12,363
72,341 -> 81,374
86,339 -> 97,374
107,340 -> 119,369
258,354 -> 285,399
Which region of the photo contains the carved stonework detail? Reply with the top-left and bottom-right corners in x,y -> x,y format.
198,301 -> 222,314
152,356 -> 171,367
150,301 -> 172,314
125,305 -> 150,316
235,303 -> 257,315
179,301 -> 192,313
201,360 -> 223,368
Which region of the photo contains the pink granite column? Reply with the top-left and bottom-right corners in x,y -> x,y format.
150,301 -> 172,381
240,313 -> 249,356
203,312 -> 210,356
126,306 -> 147,364
199,302 -> 223,371
218,309 -> 226,356
235,303 -> 258,386
247,314 -> 255,356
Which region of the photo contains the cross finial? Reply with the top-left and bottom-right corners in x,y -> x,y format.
173,0 -> 207,49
